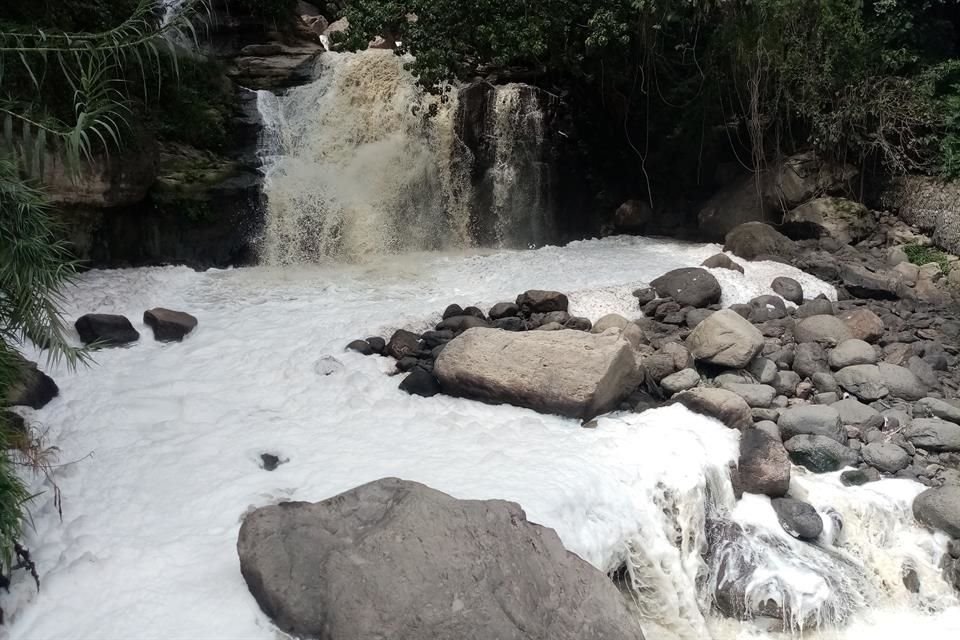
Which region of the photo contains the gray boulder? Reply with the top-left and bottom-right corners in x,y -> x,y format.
701,253 -> 744,273
835,365 -> 889,401
660,368 -> 700,395
671,387 -> 753,430
915,397 -> 960,424
435,328 -> 639,420
861,442 -> 911,473
793,343 -> 829,378
878,362 -> 927,401
785,435 -> 859,473
650,268 -> 722,308
238,478 -> 646,640
516,290 -> 569,314
904,418 -> 960,452
783,197 -> 873,245
489,302 -> 520,320
143,308 -> 198,342
771,277 -> 804,305
720,383 -> 777,409
387,330 -> 422,359
795,299 -> 834,318
773,371 -> 801,397
748,358 -> 778,385
738,429 -> 791,498
832,398 -> 881,428
686,309 -> 764,368
724,222 -> 797,261
778,405 -> 844,443
828,339 -> 877,370
913,486 -> 960,538
591,314 -> 629,333
794,315 -> 853,346
771,498 -> 823,540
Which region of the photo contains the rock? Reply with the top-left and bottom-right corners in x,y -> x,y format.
346,339 -> 375,355
3,358 -> 58,410
74,313 -> 140,346
488,302 -> 519,320
862,442 -> 911,473
723,222 -> 797,261
839,308 -> 885,343
702,253 -> 745,273
771,498 -> 824,540
535,322 -> 565,331
841,467 -> 881,486
771,277 -> 804,305
660,369 -> 700,395
832,398 -> 881,427
686,309 -> 764,368
614,199 -> 653,232
260,453 -> 281,471
878,363 -> 927,401
913,486 -> 960,538
143,308 -> 197,342
650,268 -> 722,308
835,365 -> 889,401
752,408 -> 781,423
783,197 -> 874,245
748,358 -> 778,385
785,435 -> 859,472
794,315 -> 853,346
721,383 -> 777,408
366,337 -> 386,354
887,246 -> 910,267
565,317 -> 593,332
591,314 -> 629,333
812,372 -> 839,393
437,315 -> 491,333
633,287 -> 657,305
908,356 -> 940,389
443,304 -> 464,319
516,290 -> 568,314
399,368 -> 441,397
685,308 -> 715,328
828,339 -> 877,369
773,371 -> 801,397
778,405 -> 844,443
795,298 -> 835,319
671,388 -> 753,430
494,317 -> 525,331
755,421 -> 781,441
838,263 -> 903,300
738,429 -> 791,497
237,478 -> 646,640
435,328 -> 639,420
904,419 -> 960,452
749,295 -> 787,322
422,330 -> 454,349
387,330 -> 421,360
915,397 -> 960,424
793,343 -> 829,378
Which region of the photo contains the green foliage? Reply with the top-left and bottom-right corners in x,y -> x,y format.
147,56 -> 232,151
904,243 -> 953,273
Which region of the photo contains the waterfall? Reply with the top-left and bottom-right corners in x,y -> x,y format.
256,51 -> 557,264
256,51 -> 473,264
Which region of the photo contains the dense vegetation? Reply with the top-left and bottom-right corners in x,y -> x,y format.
342,0 -> 960,197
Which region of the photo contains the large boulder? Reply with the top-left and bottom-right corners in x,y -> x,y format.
784,435 -> 859,473
827,339 -> 877,369
701,254 -> 744,273
685,309 -> 764,368
771,498 -> 823,541
613,199 -> 653,233
671,387 -> 752,430
723,222 -> 796,261
913,486 -> 960,538
778,405 -> 844,443
832,398 -> 881,428
878,363 -> 927,401
3,357 -> 58,410
904,418 -> 960,452
839,308 -> 884,343
782,197 -> 874,245
771,277 -> 803,305
837,263 -> 903,300
74,313 -> 140,346
143,308 -> 198,342
861,442 -> 911,473
738,429 -> 791,498
434,328 -> 640,419
650,268 -> 721,308
387,330 -> 421,360
238,478 -> 646,640
915,397 -> 960,424
835,365 -> 889,401
794,315 -> 853,346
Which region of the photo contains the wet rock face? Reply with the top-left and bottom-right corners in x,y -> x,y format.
238,478 -> 646,640
913,486 -> 960,538
772,498 -> 824,541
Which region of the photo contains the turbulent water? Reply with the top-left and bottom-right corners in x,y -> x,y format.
257,51 -> 557,263
5,236 -> 958,639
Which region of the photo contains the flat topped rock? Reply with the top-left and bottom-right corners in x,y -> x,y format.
238,478 -> 646,640
75,313 -> 139,346
144,308 -> 198,342
434,327 -> 640,419
650,267 -> 722,308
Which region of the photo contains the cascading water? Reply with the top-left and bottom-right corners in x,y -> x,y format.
256,51 -> 473,264
256,51 -> 556,263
